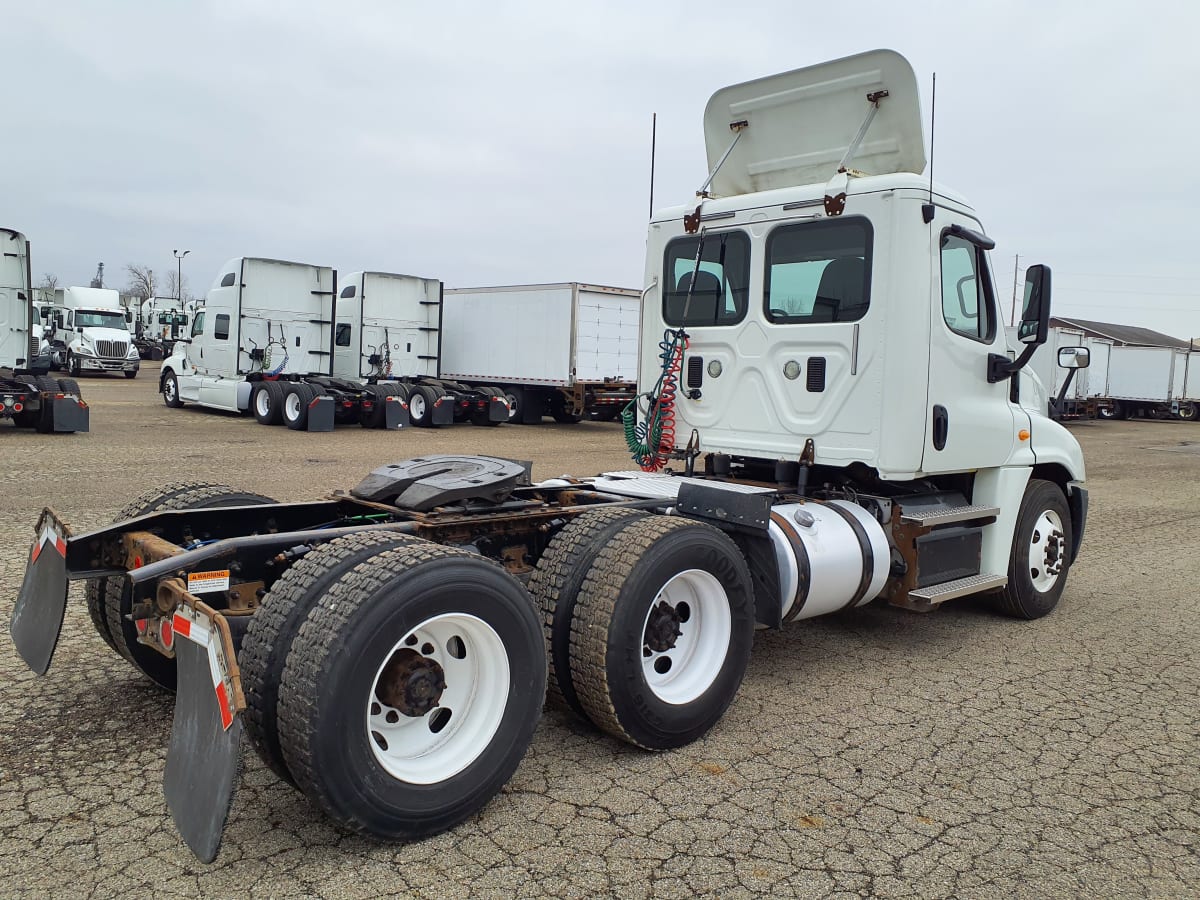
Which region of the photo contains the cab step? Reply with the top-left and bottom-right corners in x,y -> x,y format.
900,504 -> 999,527
908,573 -> 1008,605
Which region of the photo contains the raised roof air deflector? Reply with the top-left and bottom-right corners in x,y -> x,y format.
702,49 -> 926,197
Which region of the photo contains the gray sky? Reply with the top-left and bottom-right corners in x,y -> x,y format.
6,1 -> 1199,339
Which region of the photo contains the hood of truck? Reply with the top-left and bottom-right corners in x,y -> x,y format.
702,49 -> 926,197
77,326 -> 131,343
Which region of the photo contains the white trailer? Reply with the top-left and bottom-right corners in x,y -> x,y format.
0,228 -> 89,432
14,51 -> 1090,863
160,257 -> 397,431
1097,344 -> 1195,420
334,271 -> 507,427
441,283 -> 640,423
1009,326 -> 1104,419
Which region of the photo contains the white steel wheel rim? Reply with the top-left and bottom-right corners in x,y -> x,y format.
1029,509 -> 1066,592
410,393 -> 426,419
640,569 -> 732,705
255,388 -> 270,417
506,393 -> 520,420
164,378 -> 176,402
366,612 -> 510,784
285,391 -> 301,421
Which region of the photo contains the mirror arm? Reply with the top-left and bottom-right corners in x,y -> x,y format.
987,343 -> 1037,384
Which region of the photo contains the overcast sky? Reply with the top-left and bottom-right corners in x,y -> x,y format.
6,1 -> 1199,338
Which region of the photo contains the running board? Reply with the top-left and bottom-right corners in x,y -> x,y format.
908,573 -> 1007,605
900,505 -> 999,527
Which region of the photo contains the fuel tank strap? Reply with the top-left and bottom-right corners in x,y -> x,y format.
770,512 -> 811,622
825,502 -> 874,612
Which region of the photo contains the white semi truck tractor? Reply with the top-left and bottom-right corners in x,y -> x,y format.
1,228 -> 90,432
333,270 -> 508,427
11,50 -> 1086,863
50,286 -> 141,378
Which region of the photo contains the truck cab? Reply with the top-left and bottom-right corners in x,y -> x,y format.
639,49 -> 1086,612
59,287 -> 140,378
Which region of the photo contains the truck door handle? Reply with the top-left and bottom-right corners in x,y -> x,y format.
932,405 -> 948,450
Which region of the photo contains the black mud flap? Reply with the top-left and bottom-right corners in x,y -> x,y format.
488,397 -> 509,423
431,397 -> 454,426
10,510 -> 72,675
306,395 -> 335,432
52,397 -> 90,433
384,396 -> 408,429
164,604 -> 243,864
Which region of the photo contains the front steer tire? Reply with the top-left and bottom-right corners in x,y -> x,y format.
568,516 -> 755,750
276,542 -> 546,841
995,479 -> 1073,620
87,482 -> 276,690
241,531 -> 425,786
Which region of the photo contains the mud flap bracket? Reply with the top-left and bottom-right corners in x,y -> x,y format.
10,509 -> 72,675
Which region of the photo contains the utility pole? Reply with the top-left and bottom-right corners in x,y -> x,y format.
1010,254 -> 1020,325
174,249 -> 190,301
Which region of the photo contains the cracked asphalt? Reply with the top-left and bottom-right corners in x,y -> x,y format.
2,367 -> 1198,898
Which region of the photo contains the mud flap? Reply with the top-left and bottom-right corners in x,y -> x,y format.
9,510 -> 71,675
431,398 -> 454,426
52,397 -> 90,433
164,603 -> 243,863
488,397 -> 509,423
384,396 -> 408,429
306,395 -> 335,432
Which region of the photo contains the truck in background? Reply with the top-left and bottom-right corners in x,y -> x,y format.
44,286 -> 141,378
441,283 -> 640,423
1008,325 -> 1103,420
334,271 -> 507,427
135,297 -> 190,360
0,228 -> 89,432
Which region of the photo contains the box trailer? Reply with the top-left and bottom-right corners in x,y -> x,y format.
441,283 -> 640,423
1009,326 -> 1108,419
1097,344 -> 1194,420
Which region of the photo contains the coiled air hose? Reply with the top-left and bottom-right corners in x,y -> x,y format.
623,328 -> 687,472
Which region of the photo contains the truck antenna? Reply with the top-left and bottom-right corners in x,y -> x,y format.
649,113 -> 657,221
922,73 -> 937,224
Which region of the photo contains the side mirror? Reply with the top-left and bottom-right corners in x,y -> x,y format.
1057,346 -> 1089,369
1017,264 -> 1052,345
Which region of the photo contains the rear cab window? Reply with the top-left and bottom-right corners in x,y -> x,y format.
662,231 -> 751,327
764,218 -> 872,323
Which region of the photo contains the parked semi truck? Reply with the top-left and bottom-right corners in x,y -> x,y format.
1,228 -> 89,432
135,297 -> 190,360
334,270 -> 508,427
43,286 -> 141,378
11,50 -> 1087,863
441,283 -> 640,423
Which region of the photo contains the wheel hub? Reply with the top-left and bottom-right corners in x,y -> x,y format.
375,648 -> 446,716
644,600 -> 683,653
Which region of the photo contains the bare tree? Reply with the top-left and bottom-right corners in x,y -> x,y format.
163,270 -> 191,303
124,264 -> 157,301
38,273 -> 59,292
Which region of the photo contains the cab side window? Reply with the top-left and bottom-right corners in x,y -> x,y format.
335,323 -> 352,346
214,314 -> 230,340
190,311 -> 205,338
940,233 -> 995,342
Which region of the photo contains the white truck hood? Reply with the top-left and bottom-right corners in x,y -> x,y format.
78,326 -> 130,342
702,48 -> 926,197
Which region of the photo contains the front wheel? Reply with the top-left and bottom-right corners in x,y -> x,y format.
568,516 -> 755,749
276,542 -> 545,840
124,369 -> 138,379
995,479 -> 1073,620
162,371 -> 184,408
67,353 -> 81,378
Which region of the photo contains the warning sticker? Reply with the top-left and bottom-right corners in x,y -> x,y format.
187,570 -> 231,595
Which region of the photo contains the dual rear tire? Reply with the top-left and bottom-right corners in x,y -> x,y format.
531,512 -> 755,750
243,535 -> 546,840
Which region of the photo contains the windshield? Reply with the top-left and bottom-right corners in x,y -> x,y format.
74,310 -> 129,330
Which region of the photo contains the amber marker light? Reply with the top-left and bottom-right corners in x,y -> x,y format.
1018,429 -> 1030,441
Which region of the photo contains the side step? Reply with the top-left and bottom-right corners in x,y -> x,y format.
908,573 -> 1008,605
900,504 -> 999,527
